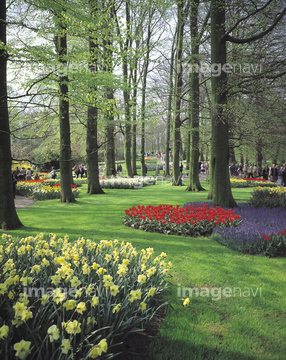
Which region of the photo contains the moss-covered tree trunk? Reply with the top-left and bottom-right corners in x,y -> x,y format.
0,0 -> 22,230
186,0 -> 205,192
208,0 -> 236,207
56,15 -> 75,203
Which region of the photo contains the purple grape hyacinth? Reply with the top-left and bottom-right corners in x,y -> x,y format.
183,201 -> 286,255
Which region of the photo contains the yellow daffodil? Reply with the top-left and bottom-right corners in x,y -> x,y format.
110,284 -> 119,296
137,274 -> 146,284
104,254 -> 112,262
53,288 -> 66,304
129,289 -> 141,302
41,258 -> 50,266
14,340 -> 31,359
148,287 -> 156,297
76,302 -> 87,314
91,296 -> 99,307
117,263 -> 127,276
41,294 -> 49,305
183,298 -> 190,306
20,277 -> 33,287
47,325 -> 60,342
122,259 -> 129,266
0,325 -> 9,339
146,266 -> 156,278
61,339 -> 71,354
63,320 -> 81,335
51,275 -> 61,286
113,303 -> 121,314
0,283 -> 7,295
92,262 -> 99,270
63,299 -> 76,310
75,288 -> 83,299
97,267 -> 107,275
87,317 -> 97,325
139,301 -> 147,311
82,263 -> 91,275
103,274 -> 113,283
86,284 -> 94,296
88,338 -> 108,358
70,276 -> 81,287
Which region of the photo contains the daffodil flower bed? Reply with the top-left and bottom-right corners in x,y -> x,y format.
248,187 -> 286,208
230,178 -> 277,188
123,204 -> 242,237
16,181 -> 79,200
0,233 -> 171,359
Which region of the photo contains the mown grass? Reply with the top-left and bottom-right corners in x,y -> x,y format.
2,182 -> 286,360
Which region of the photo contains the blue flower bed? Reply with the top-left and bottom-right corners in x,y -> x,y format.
183,202 -> 286,256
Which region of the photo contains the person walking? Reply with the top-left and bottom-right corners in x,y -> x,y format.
281,164 -> 286,187
262,165 -> 269,180
26,167 -> 32,180
50,167 -> 57,179
179,162 -> 183,176
253,165 -> 259,178
270,164 -> 278,182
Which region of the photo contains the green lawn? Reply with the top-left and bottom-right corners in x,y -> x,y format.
2,182 -> 286,360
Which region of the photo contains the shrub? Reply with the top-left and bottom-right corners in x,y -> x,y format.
248,187 -> 286,208
0,233 -> 171,359
123,204 -> 242,237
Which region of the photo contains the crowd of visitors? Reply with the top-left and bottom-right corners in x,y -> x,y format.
12,166 -> 38,182
229,162 -> 286,186
73,164 -> 87,178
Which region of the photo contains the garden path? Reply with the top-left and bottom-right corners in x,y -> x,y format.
15,195 -> 35,210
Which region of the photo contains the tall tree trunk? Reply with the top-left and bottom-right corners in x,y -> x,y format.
0,0 -> 22,230
140,15 -> 152,177
56,14 -> 75,203
86,9 -> 104,195
255,140 -> 263,169
104,95 -> 115,177
172,1 -> 185,186
187,0 -> 205,192
87,106 -> 104,194
123,0 -> 133,177
165,36 -> 176,177
229,142 -> 236,164
103,13 -> 115,178
132,40 -> 139,176
208,0 -> 236,207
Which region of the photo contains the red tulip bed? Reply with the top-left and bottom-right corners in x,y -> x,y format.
123,204 -> 242,237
